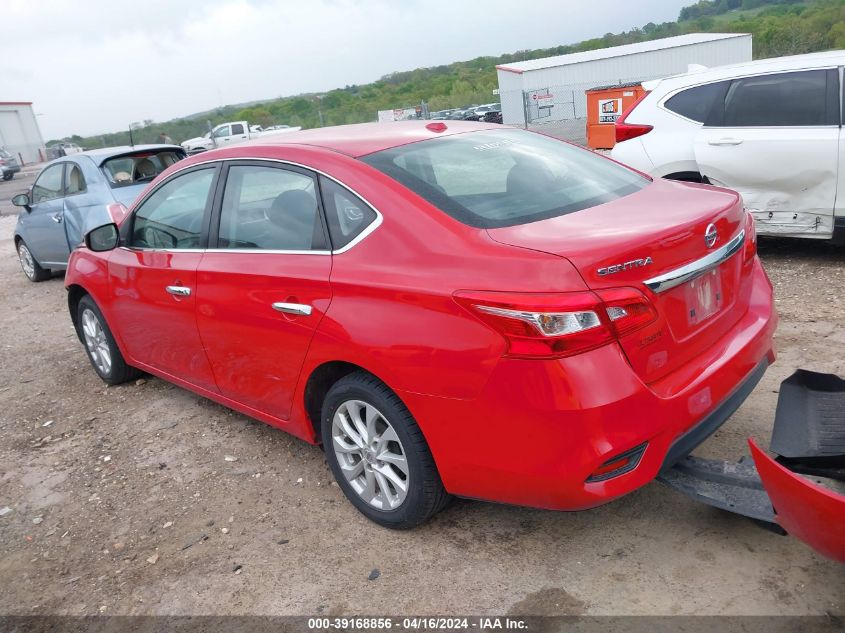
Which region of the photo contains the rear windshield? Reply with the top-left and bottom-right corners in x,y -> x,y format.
361,129 -> 648,228
101,149 -> 185,188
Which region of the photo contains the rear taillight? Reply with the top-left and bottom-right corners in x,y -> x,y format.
106,202 -> 129,226
615,91 -> 652,143
744,211 -> 757,262
454,288 -> 657,360
595,288 -> 658,338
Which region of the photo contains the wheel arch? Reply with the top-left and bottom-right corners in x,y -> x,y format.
67,284 -> 89,343
303,360 -> 400,443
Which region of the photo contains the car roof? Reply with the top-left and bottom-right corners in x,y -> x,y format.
237,120 -> 501,157
647,50 -> 845,92
79,144 -> 183,162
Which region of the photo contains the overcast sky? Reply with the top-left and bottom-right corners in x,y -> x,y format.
3,0 -> 690,140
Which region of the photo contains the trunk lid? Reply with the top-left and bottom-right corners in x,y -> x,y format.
487,178 -> 750,384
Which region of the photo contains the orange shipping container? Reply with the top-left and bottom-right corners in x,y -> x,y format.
585,82 -> 646,150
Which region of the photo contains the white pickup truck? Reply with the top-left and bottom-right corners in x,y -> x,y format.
181,121 -> 301,154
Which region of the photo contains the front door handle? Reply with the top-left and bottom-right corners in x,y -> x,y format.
708,138 -> 744,146
165,285 -> 192,297
272,302 -> 312,316
51,213 -> 63,223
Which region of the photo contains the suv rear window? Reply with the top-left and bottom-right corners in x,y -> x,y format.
664,81 -> 728,123
101,149 -> 185,187
361,129 -> 647,229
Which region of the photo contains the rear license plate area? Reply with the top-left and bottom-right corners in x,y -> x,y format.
685,267 -> 723,326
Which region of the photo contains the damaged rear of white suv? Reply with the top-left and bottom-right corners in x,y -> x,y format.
611,50 -> 844,243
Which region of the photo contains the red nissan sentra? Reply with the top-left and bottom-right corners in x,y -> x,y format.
65,121 -> 777,528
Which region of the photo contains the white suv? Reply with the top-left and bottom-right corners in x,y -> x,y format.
611,51 -> 844,242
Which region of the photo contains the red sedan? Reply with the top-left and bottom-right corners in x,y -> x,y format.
65,121 -> 776,528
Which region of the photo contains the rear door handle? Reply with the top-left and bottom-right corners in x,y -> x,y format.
272,302 -> 312,316
708,138 -> 744,146
51,213 -> 63,223
165,285 -> 192,297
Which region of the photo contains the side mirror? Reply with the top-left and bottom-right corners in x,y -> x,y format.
11,193 -> 31,211
85,223 -> 120,252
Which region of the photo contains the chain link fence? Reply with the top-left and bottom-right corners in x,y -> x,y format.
500,74 -> 668,146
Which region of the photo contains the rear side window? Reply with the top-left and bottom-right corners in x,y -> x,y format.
65,164 -> 86,195
319,177 -> 377,250
217,165 -> 325,251
362,129 -> 647,229
714,69 -> 837,127
664,81 -> 728,123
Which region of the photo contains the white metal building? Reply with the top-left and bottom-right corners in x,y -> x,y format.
0,102 -> 46,164
496,33 -> 752,128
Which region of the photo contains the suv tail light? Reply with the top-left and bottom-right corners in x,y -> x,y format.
744,210 -> 757,263
615,91 -> 652,143
454,288 -> 657,359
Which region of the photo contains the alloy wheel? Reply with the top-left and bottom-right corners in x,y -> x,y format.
81,308 -> 112,376
17,243 -> 35,280
331,399 -> 409,511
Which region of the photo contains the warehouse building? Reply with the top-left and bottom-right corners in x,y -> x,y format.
0,102 -> 46,164
496,33 -> 752,131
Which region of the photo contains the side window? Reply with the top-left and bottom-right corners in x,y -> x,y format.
65,164 -> 87,195
213,126 -> 230,138
319,177 -> 377,250
664,81 -> 728,123
719,70 -> 833,127
231,123 -> 245,135
31,164 -> 64,203
218,165 -> 324,251
130,168 -> 215,249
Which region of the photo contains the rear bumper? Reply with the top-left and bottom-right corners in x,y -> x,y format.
402,258 -> 777,511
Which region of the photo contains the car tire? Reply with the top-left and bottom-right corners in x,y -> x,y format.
321,371 -> 451,529
77,295 -> 142,385
3,173 -> 12,181
16,239 -> 50,282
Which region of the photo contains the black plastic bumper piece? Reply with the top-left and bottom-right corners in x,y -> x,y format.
658,455 -> 775,523
770,369 -> 845,459
660,359 -> 768,471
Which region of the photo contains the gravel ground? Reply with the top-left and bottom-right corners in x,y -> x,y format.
0,208 -> 843,616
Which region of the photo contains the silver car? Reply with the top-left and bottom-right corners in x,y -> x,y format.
13,145 -> 185,281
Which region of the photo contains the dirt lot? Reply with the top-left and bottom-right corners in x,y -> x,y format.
0,179 -> 842,615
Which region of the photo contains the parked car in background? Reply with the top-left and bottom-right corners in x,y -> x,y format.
0,147 -> 21,180
65,121 -> 774,529
13,145 -> 186,282
467,103 -> 500,121
181,121 -> 302,154
612,50 -> 845,242
482,105 -> 503,124
47,142 -> 84,160
448,110 -> 469,120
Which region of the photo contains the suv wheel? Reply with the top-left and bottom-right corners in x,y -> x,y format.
322,372 -> 451,529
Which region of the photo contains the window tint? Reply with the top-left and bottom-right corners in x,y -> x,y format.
362,129 -> 647,229
32,164 -> 65,203
319,177 -> 377,249
65,164 -> 86,195
664,81 -> 727,123
721,70 -> 831,127
130,168 -> 215,249
218,165 -> 323,251
231,123 -> 245,135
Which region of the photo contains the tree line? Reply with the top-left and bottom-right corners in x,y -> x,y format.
55,0 -> 844,149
